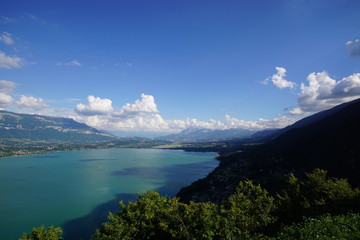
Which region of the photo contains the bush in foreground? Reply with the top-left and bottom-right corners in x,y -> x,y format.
276,213 -> 360,240
19,225 -> 63,240
92,180 -> 275,240
276,169 -> 360,224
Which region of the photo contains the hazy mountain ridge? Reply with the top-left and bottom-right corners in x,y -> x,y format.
156,127 -> 255,143
0,110 -> 118,144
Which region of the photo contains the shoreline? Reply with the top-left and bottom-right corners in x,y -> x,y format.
0,144 -> 222,159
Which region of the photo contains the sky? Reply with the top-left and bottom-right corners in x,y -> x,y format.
1,0 -> 360,137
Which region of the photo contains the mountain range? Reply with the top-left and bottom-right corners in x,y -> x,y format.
0,110 -> 118,145
157,127 -> 255,143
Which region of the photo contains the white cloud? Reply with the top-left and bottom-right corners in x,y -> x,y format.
56,60 -> 82,67
0,51 -> 23,69
346,39 -> 360,58
270,67 -> 296,89
113,94 -> 159,117
111,94 -> 166,131
167,118 -> 226,132
72,115 -> 110,129
0,93 -> 14,109
17,95 -> 50,110
293,72 -> 360,113
332,73 -> 360,97
0,80 -> 16,109
0,32 -> 14,45
75,111 -> 297,133
289,107 -> 305,115
75,95 -> 113,116
72,93 -> 299,132
0,80 -> 16,93
167,115 -> 297,132
224,114 -> 297,130
111,114 -> 169,132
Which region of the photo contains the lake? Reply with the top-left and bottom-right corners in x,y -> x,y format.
0,148 -> 218,240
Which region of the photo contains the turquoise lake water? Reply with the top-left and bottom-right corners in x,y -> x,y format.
0,148 -> 218,240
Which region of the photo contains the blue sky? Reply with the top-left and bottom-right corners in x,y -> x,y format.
1,0 -> 360,136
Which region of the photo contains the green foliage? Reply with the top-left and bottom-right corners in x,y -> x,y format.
276,213 -> 360,240
19,225 -> 63,240
276,169 -> 360,224
220,181 -> 277,239
92,191 -> 223,240
92,191 -> 186,240
92,181 -> 276,240
181,201 -> 221,239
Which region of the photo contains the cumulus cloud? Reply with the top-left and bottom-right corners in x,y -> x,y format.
76,111 -> 297,133
0,80 -> 16,109
100,94 -> 165,131
224,115 -> 297,130
269,67 -> 296,89
0,32 -> 14,45
346,39 -> 360,58
167,118 -> 226,131
75,95 -> 113,116
166,115 -> 297,132
0,93 -> 14,109
72,93 -> 299,132
17,95 -> 50,110
72,114 -> 111,129
111,113 -> 169,131
289,107 -> 305,115
74,94 -> 163,131
113,94 -> 159,117
0,51 -> 23,69
56,60 -> 82,67
291,71 -> 360,113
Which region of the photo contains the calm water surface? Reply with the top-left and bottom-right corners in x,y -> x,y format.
0,148 -> 218,240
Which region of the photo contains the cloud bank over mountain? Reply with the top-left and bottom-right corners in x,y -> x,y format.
293,72 -> 360,114
2,69 -> 360,134
70,93 -> 300,133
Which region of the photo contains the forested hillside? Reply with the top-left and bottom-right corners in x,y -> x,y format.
177,98 -> 360,203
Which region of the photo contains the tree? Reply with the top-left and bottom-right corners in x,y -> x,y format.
92,191 -> 186,240
276,213 -> 360,240
276,169 -> 360,224
92,181 -> 277,240
220,180 -> 276,239
181,201 -> 221,239
20,225 -> 63,240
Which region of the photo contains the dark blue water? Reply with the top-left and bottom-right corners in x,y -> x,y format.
0,148 -> 218,239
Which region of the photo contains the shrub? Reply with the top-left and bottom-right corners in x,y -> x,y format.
276,213 -> 360,240
276,169 -> 360,224
20,225 -> 63,240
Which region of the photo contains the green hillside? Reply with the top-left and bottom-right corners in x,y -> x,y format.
0,110 -> 118,145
